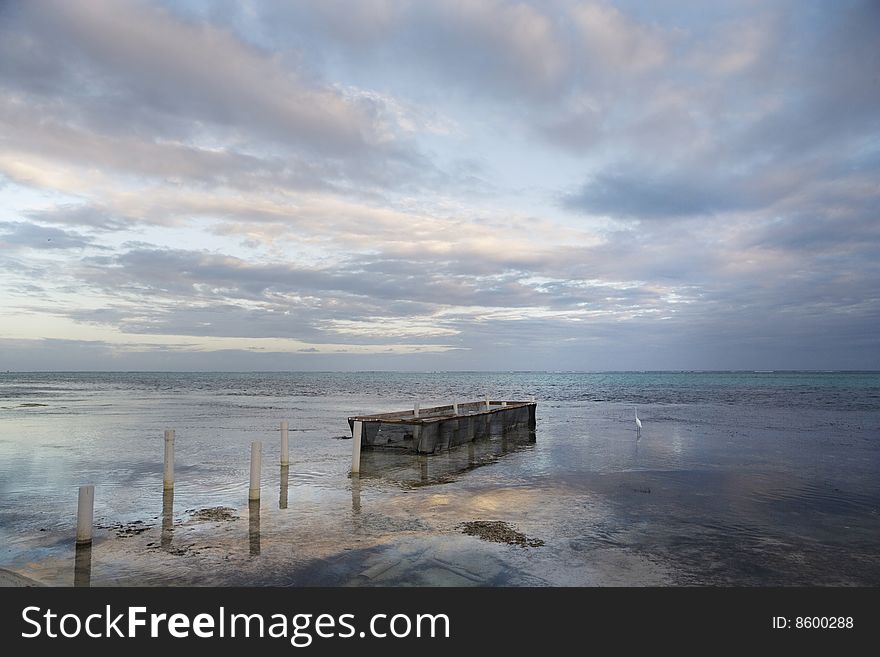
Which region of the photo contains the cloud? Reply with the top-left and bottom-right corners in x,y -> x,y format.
570,1 -> 668,74
2,0 -> 384,153
0,222 -> 97,250
0,0 -> 447,205
0,0 -> 877,370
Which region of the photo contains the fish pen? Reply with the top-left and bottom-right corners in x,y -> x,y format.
348,400 -> 537,455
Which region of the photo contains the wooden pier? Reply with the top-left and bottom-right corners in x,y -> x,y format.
348,400 -> 537,455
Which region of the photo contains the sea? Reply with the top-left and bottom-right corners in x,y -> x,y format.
1,371 -> 878,586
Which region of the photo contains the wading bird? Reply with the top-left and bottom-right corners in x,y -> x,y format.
635,408 -> 642,437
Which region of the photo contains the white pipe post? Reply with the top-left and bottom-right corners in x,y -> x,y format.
485,394 -> 490,410
280,420 -> 289,466
351,421 -> 363,474
414,401 -> 420,418
452,401 -> 458,415
76,485 -> 94,545
163,429 -> 174,490
502,401 -> 508,407
248,441 -> 262,502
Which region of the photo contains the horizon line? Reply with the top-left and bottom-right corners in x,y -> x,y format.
3,369 -> 878,375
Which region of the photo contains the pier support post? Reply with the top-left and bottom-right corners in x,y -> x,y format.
76,484 -> 94,545
249,442 -> 262,502
414,401 -> 420,417
413,424 -> 423,453
163,429 -> 174,490
280,420 -> 289,466
351,421 -> 363,474
452,402 -> 458,415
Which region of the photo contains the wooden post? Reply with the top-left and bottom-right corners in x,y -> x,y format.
76,485 -> 94,545
248,442 -> 262,502
280,420 -> 289,466
413,424 -> 423,452
163,429 -> 174,490
351,421 -> 363,474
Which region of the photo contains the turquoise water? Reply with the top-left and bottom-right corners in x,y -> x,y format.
1,371 -> 878,585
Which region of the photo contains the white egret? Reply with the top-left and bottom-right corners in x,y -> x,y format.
635,408 -> 642,436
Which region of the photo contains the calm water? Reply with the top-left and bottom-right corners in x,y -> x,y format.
1,371 -> 878,586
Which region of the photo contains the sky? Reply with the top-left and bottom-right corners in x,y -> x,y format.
0,0 -> 878,371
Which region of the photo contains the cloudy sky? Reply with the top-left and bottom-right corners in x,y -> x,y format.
1,0 -> 878,371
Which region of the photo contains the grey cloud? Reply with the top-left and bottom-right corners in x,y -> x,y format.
27,205 -> 131,232
2,0 -> 377,155
0,0 -> 443,199
562,1 -> 880,223
77,247 -> 535,310
249,0 -> 569,100
234,0 -> 676,105
563,169 -> 745,219
0,222 -> 97,250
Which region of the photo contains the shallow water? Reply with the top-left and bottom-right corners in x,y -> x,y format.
1,371 -> 878,586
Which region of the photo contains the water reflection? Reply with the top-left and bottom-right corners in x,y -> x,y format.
73,543 -> 91,587
248,500 -> 260,556
356,426 -> 536,488
161,488 -> 174,549
279,465 -> 289,510
351,474 -> 361,515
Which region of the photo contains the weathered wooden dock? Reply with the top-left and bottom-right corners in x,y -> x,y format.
348,400 -> 537,455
